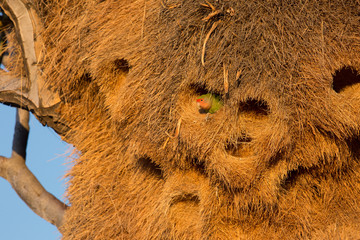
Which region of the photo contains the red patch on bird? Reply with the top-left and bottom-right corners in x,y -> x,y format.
196,98 -> 203,103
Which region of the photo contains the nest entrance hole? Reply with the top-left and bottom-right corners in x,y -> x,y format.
189,83 -> 220,96
171,193 -> 200,205
225,136 -> 254,158
280,166 -> 308,191
239,99 -> 270,116
346,136 -> 360,158
190,157 -> 206,174
332,66 -> 360,93
137,156 -> 163,178
188,83 -> 223,114
113,59 -> 130,74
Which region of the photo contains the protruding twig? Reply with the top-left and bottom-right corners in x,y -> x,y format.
201,20 -> 221,66
165,118 -> 182,139
141,0 -> 146,39
163,118 -> 182,149
203,10 -> 222,22
201,1 -> 222,21
201,0 -> 216,11
161,0 -> 181,9
223,63 -> 229,94
236,69 -> 242,81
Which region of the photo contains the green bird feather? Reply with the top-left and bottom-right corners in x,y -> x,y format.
196,93 -> 223,114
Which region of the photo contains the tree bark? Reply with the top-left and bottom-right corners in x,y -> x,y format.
0,0 -> 68,136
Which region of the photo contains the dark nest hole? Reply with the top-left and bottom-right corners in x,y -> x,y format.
189,83 -> 219,96
188,83 -> 223,114
280,166 -> 309,191
346,136 -> 360,158
239,99 -> 270,116
225,136 -> 253,158
170,193 -> 200,206
190,157 -> 206,175
332,66 -> 360,93
60,72 -> 95,103
79,72 -> 93,84
113,58 -> 130,74
198,108 -> 208,114
136,156 -> 163,179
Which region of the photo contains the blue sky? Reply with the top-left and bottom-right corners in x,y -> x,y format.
0,104 -> 70,240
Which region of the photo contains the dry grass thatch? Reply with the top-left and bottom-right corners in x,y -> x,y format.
26,0 -> 360,238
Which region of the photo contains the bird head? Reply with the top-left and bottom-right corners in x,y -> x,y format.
196,97 -> 212,111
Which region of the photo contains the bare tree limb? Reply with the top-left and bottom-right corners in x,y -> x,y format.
11,106 -> 29,159
0,108 -> 68,229
0,1 -> 67,135
1,0 -> 39,105
0,71 -> 69,135
0,71 -> 36,109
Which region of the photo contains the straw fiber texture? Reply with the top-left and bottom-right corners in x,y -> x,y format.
30,0 -> 360,238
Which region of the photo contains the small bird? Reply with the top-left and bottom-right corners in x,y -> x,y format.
196,93 -> 223,114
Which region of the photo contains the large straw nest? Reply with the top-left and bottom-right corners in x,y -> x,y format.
28,0 -> 360,238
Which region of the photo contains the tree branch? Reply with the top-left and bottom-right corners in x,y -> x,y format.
1,0 -> 39,105
0,108 -> 68,229
0,1 -> 68,136
0,71 -> 69,135
11,106 -> 29,159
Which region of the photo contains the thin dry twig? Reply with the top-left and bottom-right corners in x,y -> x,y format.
223,63 -> 229,94
201,20 -> 221,66
161,0 -> 181,9
201,0 -> 216,11
203,9 -> 222,22
162,137 -> 170,149
163,118 -> 182,149
165,118 -> 182,139
201,1 -> 222,21
236,69 -> 242,81
141,0 -> 146,39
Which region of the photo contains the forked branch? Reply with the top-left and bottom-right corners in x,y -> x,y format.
0,108 -> 68,229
